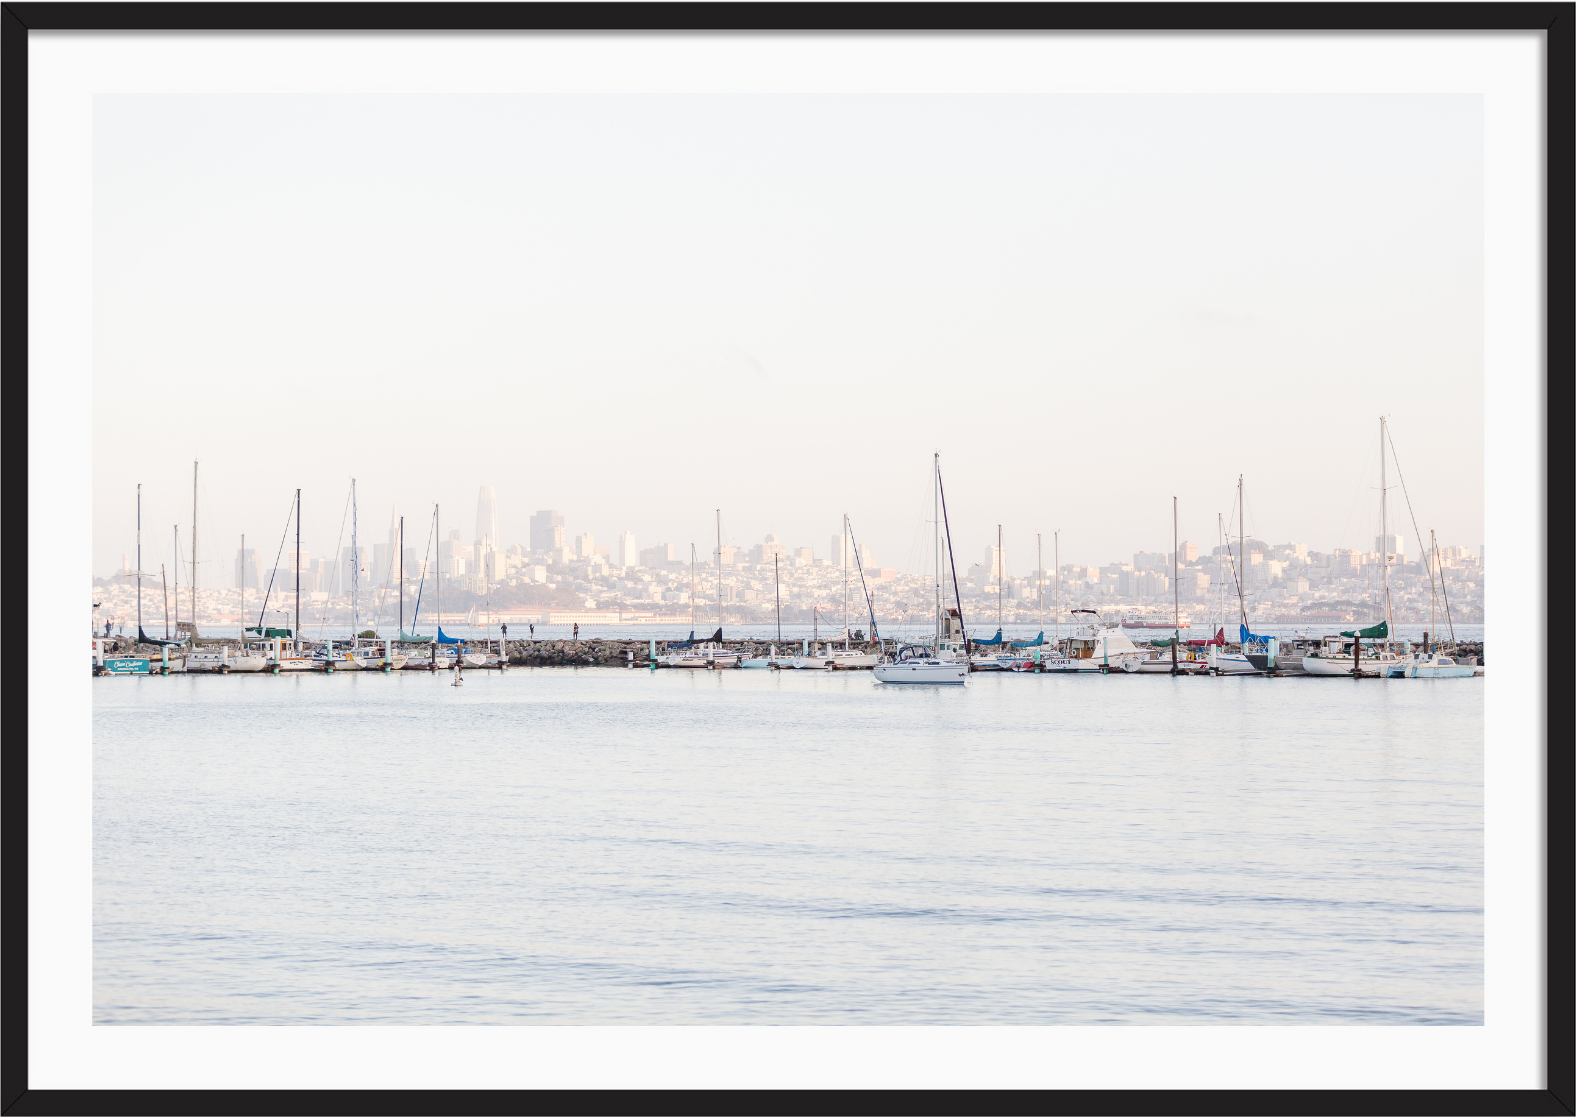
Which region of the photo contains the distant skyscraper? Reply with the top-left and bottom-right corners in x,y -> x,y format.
639,543 -> 675,567
475,486 -> 498,550
1375,533 -> 1405,559
234,548 -> 260,590
530,510 -> 565,552
618,531 -> 638,567
575,532 -> 596,560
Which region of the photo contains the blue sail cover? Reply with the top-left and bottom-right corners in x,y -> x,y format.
1240,625 -> 1272,647
1010,632 -> 1045,648
435,628 -> 464,644
973,629 -> 1004,646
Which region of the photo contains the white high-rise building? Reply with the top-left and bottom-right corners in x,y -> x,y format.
618,531 -> 638,567
475,485 -> 498,551
575,533 -> 596,560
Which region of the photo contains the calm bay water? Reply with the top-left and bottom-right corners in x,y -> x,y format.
94,668 -> 1482,1025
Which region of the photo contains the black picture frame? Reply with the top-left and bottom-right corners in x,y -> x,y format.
4,4 -> 1569,1113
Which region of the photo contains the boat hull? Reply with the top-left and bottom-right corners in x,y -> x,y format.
874,661 -> 967,684
830,652 -> 878,668
1301,655 -> 1395,677
1405,664 -> 1478,678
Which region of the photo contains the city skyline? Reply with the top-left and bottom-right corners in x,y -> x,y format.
96,467 -> 1480,586
93,75 -> 1483,579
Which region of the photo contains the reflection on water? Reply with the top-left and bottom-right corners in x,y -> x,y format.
94,669 -> 1482,1024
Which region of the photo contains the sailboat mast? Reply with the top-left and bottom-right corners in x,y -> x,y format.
173,525 -> 180,629
934,452 -> 941,648
1380,416 -> 1392,644
399,515 -> 404,639
435,503 -> 440,645
162,564 -> 169,639
240,533 -> 245,642
294,489 -> 301,653
690,544 -> 697,633
351,478 -> 359,645
192,461 -> 198,629
997,523 -> 1003,636
716,509 -> 722,633
1053,531 -> 1059,648
1237,476 -> 1248,628
1037,533 -> 1043,634
136,484 -> 143,636
1172,495 -> 1180,673
774,552 -> 781,640
1430,528 -> 1437,644
843,512 -> 849,646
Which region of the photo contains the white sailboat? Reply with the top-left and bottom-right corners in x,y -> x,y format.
874,453 -> 967,684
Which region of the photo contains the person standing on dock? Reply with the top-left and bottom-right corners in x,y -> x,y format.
573,623 -> 580,642
529,623 -> 534,641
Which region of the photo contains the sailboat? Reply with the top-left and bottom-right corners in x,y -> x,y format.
1304,421 -> 1405,678
742,552 -> 794,668
1207,477 -> 1271,676
970,524 -> 1015,670
826,513 -> 879,669
874,454 -> 968,684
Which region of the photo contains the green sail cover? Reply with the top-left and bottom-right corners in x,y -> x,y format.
1339,621 -> 1389,638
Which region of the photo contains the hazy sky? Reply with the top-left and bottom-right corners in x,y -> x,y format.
93,59 -> 1483,580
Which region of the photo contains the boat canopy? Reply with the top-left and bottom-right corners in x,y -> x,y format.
669,627 -> 723,648
973,629 -> 1004,647
1009,632 -> 1044,648
1339,620 -> 1389,638
396,632 -> 429,643
244,626 -> 292,639
1240,625 -> 1273,646
137,627 -> 188,647
435,628 -> 464,644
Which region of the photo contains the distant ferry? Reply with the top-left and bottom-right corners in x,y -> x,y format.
1121,612 -> 1191,629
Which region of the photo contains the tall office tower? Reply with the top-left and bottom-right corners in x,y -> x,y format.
1374,533 -> 1406,560
618,531 -> 638,567
234,548 -> 261,589
982,544 -> 1004,580
475,486 -> 498,551
575,532 -> 596,560
639,542 -> 675,567
530,510 -> 565,552
831,533 -> 850,567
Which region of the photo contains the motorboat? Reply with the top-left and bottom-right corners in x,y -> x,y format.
657,642 -> 741,668
790,644 -> 835,669
1132,648 -> 1211,674
968,652 -> 1015,671
1038,614 -> 1146,672
1402,652 -> 1478,678
829,649 -> 879,669
740,645 -> 792,669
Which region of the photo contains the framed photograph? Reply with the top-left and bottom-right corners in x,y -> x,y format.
7,3 -> 1569,1111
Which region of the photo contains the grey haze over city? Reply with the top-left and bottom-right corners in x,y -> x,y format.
92,42 -> 1483,582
